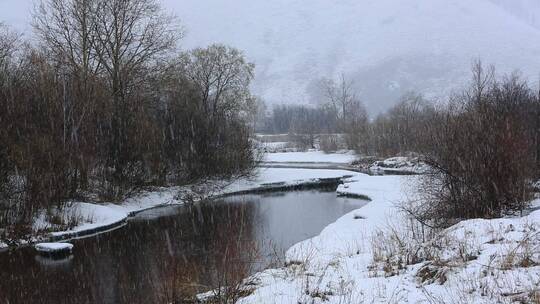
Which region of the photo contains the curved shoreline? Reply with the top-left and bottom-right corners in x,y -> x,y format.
1,172 -> 360,251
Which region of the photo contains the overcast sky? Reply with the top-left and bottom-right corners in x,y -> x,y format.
0,1 -> 31,31
1,0 -> 539,113
0,0 -> 251,47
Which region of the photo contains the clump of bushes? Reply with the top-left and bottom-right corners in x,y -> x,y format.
414,63 -> 539,227
0,1 -> 258,241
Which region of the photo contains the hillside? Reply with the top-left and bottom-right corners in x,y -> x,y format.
174,0 -> 540,114
490,0 -> 540,29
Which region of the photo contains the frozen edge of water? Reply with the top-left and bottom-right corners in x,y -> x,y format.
0,171 -> 359,250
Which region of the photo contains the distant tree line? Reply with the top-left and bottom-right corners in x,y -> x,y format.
256,104 -> 335,135
365,63 -> 539,226
257,75 -> 369,150
349,63 -> 540,226
256,104 -> 339,149
0,0 -> 257,239
258,63 -> 540,224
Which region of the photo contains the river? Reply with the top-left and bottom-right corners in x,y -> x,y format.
0,189 -> 367,304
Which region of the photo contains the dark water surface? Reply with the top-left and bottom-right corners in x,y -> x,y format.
0,190 -> 367,304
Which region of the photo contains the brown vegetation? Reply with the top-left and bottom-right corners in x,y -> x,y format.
412,62 -> 539,227
0,1 -> 258,241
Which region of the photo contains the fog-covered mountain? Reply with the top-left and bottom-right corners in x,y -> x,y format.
173,0 -> 540,114
490,0 -> 540,29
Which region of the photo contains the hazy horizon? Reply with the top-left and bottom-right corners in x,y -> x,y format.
2,0 -> 540,114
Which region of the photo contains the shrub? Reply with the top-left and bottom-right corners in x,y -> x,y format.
416,63 -> 539,227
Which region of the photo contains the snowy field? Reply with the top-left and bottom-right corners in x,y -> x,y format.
263,151 -> 358,164
262,150 -> 430,175
225,167 -> 355,192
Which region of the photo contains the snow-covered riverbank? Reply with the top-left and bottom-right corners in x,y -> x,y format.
5,149 -> 539,303
0,167 -> 356,249
233,173 -> 410,303
235,174 -> 540,303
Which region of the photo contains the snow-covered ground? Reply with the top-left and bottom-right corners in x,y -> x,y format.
234,174 -> 413,303
4,152 -> 539,303
368,156 -> 430,175
263,151 -> 357,164
259,141 -> 293,153
30,190 -> 182,242
234,175 -> 540,303
262,151 -> 431,175
34,242 -> 73,253
225,167 -> 355,192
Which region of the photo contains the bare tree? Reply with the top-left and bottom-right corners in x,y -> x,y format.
92,0 -> 180,93
323,74 -> 357,123
90,0 -> 180,192
1,1 -> 260,242
33,0 -> 104,193
0,24 -> 20,236
322,74 -> 368,150
182,44 -> 255,120
33,0 -> 99,75
0,23 -> 19,67
30,0 -> 182,199
165,44 -> 257,179
469,59 -> 495,103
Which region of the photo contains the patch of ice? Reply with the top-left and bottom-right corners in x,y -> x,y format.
35,242 -> 74,253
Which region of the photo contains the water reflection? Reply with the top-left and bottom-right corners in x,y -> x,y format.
0,190 -> 367,304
